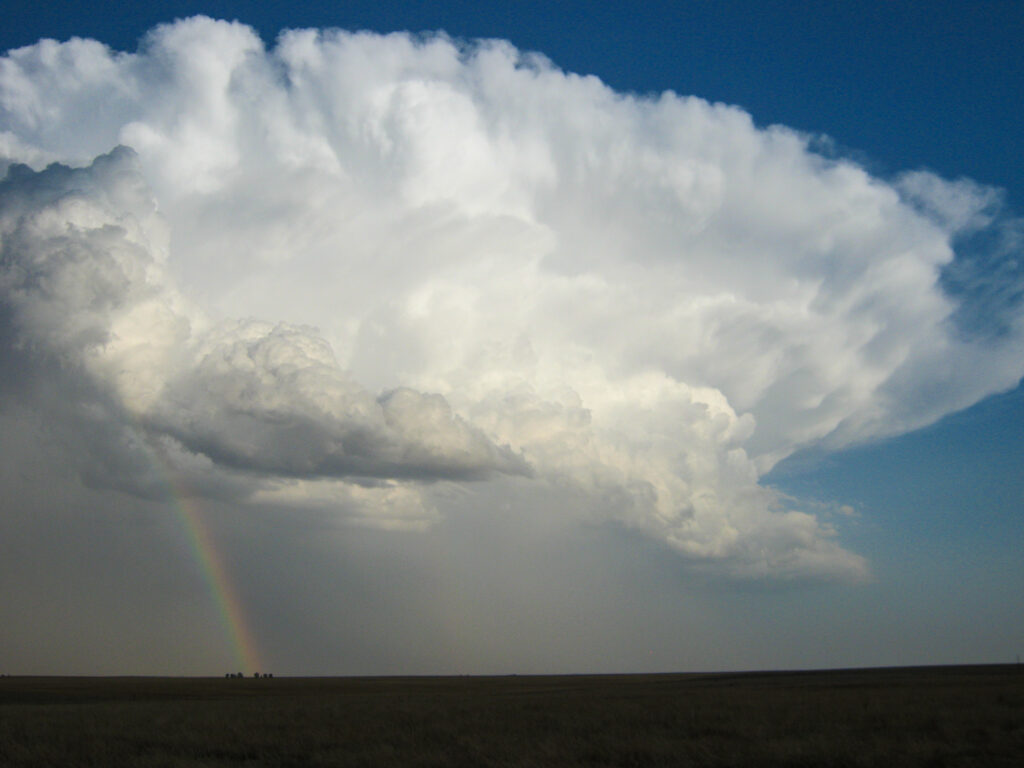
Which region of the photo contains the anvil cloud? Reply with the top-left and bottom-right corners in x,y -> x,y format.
2,17 -> 1021,580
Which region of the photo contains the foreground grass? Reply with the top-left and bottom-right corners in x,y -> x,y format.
1,666 -> 1021,766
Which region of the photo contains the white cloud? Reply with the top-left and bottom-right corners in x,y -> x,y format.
2,17 -> 1021,580
0,148 -> 525,494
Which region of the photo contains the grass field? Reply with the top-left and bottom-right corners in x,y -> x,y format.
1,665 -> 1021,766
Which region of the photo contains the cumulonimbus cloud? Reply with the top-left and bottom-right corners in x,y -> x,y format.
1,17 -> 1021,579
0,149 -> 526,487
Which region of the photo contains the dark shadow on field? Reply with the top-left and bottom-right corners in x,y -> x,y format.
1,665 -> 1021,766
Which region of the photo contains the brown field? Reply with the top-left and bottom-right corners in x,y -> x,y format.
1,665 -> 1021,766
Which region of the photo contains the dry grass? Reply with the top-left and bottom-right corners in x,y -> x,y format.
1,665 -> 1022,766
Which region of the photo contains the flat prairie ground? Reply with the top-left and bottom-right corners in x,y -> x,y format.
1,665 -> 1021,766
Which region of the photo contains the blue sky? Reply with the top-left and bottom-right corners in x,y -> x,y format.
0,1 -> 1021,673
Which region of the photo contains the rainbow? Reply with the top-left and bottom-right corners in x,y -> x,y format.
167,486 -> 264,675
125,424 -> 264,674
140,434 -> 263,675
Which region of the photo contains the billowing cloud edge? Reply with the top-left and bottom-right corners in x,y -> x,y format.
2,17 -> 1022,581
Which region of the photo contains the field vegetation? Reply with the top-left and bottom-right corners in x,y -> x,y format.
1,665 -> 1021,766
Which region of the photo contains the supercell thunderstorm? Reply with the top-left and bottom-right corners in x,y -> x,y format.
2,17 -> 1022,581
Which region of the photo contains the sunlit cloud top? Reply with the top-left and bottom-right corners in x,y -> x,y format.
2,17 -> 1022,581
